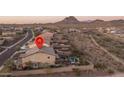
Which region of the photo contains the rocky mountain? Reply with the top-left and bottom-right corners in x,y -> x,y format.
56,16 -> 80,24
53,16 -> 124,28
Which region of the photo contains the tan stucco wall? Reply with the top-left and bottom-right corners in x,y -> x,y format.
2,32 -> 16,36
22,53 -> 55,64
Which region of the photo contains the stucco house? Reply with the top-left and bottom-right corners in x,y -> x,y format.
19,47 -> 56,65
42,31 -> 54,45
2,31 -> 16,36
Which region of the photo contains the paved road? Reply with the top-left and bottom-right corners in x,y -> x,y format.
0,30 -> 33,66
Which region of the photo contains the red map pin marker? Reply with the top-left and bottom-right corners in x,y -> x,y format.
35,35 -> 45,49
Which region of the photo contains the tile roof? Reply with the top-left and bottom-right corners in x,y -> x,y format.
20,47 -> 56,58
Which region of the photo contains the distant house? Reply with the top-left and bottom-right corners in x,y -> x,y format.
1,36 -> 14,41
20,45 -> 27,50
27,32 -> 54,49
52,39 -> 69,44
15,27 -> 23,31
42,31 -> 54,45
113,30 -> 124,34
42,32 -> 54,40
19,47 -> 56,65
35,27 -> 43,32
110,30 -> 116,34
56,50 -> 72,56
2,31 -> 16,36
68,28 -> 81,33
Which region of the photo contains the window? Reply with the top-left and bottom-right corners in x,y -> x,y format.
48,56 -> 50,59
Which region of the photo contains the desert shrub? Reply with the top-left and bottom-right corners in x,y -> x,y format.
79,57 -> 90,65
15,45 -> 20,51
117,67 -> 124,72
94,62 -> 107,70
107,69 -> 114,74
1,59 -> 14,73
72,68 -> 81,76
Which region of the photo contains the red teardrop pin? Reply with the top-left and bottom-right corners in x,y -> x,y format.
35,35 -> 45,49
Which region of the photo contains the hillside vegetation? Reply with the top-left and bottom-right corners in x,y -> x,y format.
66,31 -> 124,72
89,31 -> 124,60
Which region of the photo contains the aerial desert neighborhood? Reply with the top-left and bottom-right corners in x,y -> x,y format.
0,16 -> 124,76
